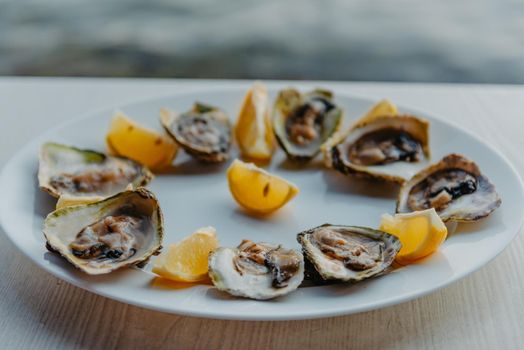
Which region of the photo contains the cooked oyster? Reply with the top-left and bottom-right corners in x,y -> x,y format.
43,188 -> 163,274
39,142 -> 152,199
160,103 -> 231,163
397,154 -> 501,222
273,88 -> 343,162
208,240 -> 304,300
323,111 -> 430,183
297,224 -> 401,283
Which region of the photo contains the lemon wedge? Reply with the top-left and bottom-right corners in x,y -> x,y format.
379,208 -> 447,264
55,184 -> 134,209
227,159 -> 299,214
235,82 -> 274,160
106,111 -> 177,171
152,226 -> 219,282
55,195 -> 105,209
362,99 -> 398,121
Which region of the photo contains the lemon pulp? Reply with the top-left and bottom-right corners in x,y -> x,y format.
152,226 -> 219,282
227,159 -> 299,214
106,111 -> 177,171
380,208 -> 447,264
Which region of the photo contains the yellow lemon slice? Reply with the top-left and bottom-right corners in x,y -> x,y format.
227,159 -> 299,214
106,111 -> 177,171
152,226 -> 219,282
55,184 -> 134,209
235,82 -> 274,160
55,195 -> 105,209
362,99 -> 398,121
379,208 -> 447,264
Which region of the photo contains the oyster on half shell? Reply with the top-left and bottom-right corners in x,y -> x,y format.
39,142 -> 152,200
43,188 -> 163,275
397,153 -> 501,222
273,88 -> 343,162
323,109 -> 430,183
208,240 -> 304,300
297,224 -> 401,283
160,103 -> 231,163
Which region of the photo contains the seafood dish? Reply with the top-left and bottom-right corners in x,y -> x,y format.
160,103 -> 231,163
33,84 -> 502,302
324,103 -> 430,183
273,88 -> 343,162
43,188 -> 163,275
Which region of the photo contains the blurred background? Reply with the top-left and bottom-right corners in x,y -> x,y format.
1,0 -> 524,83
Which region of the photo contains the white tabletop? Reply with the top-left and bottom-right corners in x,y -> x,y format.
0,77 -> 523,349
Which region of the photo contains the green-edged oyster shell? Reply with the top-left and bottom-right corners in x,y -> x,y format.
208,240 -> 304,300
323,112 -> 430,183
297,224 -> 401,283
43,188 -> 163,275
38,142 -> 152,199
160,103 -> 231,163
273,88 -> 343,162
397,153 -> 501,222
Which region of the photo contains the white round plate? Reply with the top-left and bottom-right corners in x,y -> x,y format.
1,87 -> 523,321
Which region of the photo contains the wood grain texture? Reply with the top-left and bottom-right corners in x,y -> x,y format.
0,78 -> 523,350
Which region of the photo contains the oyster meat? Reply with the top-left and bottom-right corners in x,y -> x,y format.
39,142 -> 152,199
273,88 -> 343,162
160,103 -> 231,162
324,110 -> 430,183
297,225 -> 401,283
397,153 -> 501,222
43,188 -> 163,274
208,240 -> 304,300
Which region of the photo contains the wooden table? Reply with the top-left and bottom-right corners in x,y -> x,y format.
1,78 -> 522,349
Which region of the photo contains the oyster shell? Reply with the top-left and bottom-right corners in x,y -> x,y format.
297,224 -> 401,282
43,188 -> 163,275
273,88 -> 343,162
397,154 -> 501,222
160,103 -> 231,163
39,142 -> 152,199
208,240 -> 304,300
323,110 -> 430,183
